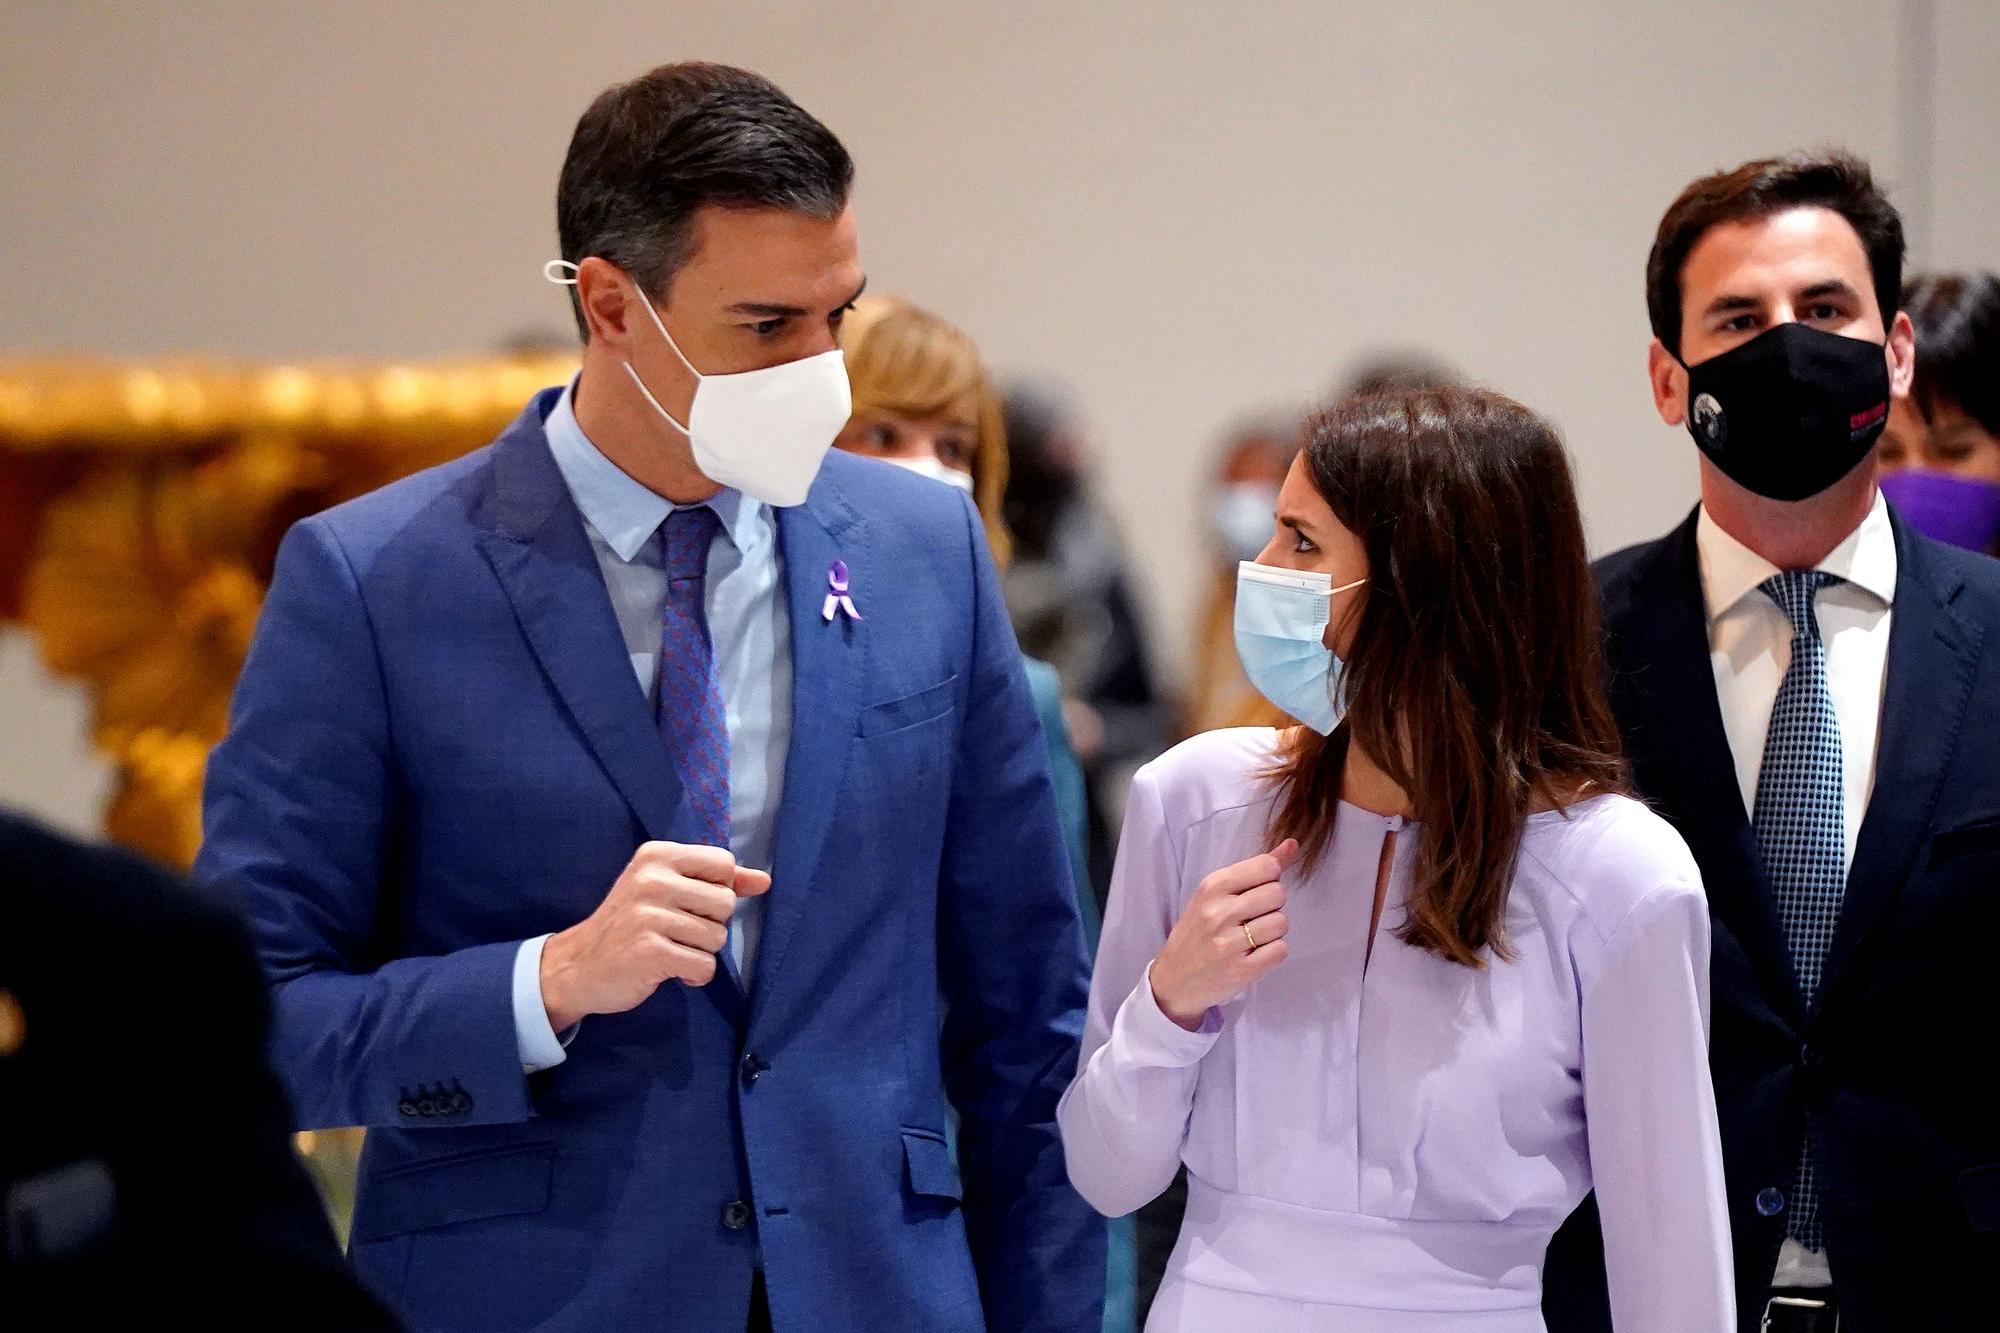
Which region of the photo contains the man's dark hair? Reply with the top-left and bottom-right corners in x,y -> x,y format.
1903,272 -> 2000,436
1646,151 -> 1905,360
555,62 -> 854,340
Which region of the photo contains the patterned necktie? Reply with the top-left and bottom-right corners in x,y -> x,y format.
1750,567 -> 1846,1252
657,507 -> 731,853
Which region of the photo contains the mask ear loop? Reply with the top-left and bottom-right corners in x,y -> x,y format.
625,281 -> 704,381
542,259 -> 696,438
1316,577 -> 1366,634
1320,578 -> 1366,720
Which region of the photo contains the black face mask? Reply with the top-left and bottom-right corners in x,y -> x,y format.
1680,322 -> 1891,502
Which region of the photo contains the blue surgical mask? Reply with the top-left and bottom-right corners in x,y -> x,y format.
1233,561 -> 1366,735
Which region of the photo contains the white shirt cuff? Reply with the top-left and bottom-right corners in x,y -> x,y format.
512,935 -> 574,1073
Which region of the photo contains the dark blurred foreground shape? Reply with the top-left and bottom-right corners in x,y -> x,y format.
0,810 -> 398,1329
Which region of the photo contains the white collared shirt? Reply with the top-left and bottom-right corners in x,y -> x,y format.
1697,492 -> 1896,1284
1697,492 -> 1897,875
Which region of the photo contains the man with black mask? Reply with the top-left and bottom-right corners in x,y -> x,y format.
1544,153 -> 2000,1331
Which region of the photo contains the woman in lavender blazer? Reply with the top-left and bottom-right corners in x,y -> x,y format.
1059,388 -> 1734,1331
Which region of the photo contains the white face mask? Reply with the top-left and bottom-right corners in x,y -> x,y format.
545,260 -> 852,507
883,453 -> 976,494
1212,482 -> 1279,564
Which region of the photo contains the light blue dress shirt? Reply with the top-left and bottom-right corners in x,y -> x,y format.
511,382 -> 792,1071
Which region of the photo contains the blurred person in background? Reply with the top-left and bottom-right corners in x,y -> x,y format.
1333,348 -> 1465,401
1876,273 -> 2000,554
832,294 -> 1132,1332
834,296 -> 1011,550
1182,412 -> 1299,738
1001,382 -> 1171,905
0,811 -> 397,1329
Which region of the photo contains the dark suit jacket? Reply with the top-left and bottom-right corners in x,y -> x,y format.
1544,508 -> 2000,1331
0,811 -> 396,1329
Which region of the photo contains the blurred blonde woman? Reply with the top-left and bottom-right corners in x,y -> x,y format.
835,295 -> 1013,565
1183,415 -> 1299,738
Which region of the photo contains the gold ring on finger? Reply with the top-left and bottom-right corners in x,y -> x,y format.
1242,923 -> 1258,951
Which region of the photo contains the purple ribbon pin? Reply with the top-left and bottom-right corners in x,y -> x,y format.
822,559 -> 862,623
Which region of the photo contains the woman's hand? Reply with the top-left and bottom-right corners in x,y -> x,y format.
1149,839 -> 1298,1031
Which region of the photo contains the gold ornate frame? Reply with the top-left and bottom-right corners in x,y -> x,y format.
0,353 -> 576,1231
0,353 -> 575,864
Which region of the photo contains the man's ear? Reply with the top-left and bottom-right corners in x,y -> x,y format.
1886,308 -> 1916,400
575,257 -> 637,348
1648,337 -> 1688,427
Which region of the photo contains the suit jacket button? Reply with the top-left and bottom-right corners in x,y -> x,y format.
740,1053 -> 764,1087
721,1200 -> 752,1232
397,1098 -> 419,1118
451,1093 -> 473,1114
416,1096 -> 436,1116
1755,1187 -> 1786,1217
1798,1046 -> 1829,1103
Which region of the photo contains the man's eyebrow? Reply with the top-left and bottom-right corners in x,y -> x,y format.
1701,292 -> 1763,319
726,277 -> 869,319
1798,279 -> 1862,303
727,300 -> 808,317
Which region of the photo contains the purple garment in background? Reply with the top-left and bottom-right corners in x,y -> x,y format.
1880,468 -> 2000,553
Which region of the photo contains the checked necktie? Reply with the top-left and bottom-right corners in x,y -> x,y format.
1750,568 -> 1847,1252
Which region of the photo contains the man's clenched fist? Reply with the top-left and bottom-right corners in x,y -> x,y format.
540,842 -> 772,1032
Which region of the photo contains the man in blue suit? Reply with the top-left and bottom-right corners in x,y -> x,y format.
197,62 -> 1103,1332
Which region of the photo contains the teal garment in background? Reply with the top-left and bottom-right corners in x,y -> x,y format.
1023,655 -> 1134,1333
1023,656 -> 1097,948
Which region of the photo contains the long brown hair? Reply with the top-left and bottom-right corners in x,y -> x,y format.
1268,387 -> 1628,968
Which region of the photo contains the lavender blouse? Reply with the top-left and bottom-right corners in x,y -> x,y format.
1059,729 -> 1734,1331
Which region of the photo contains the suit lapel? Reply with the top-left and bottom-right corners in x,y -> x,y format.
748,483 -> 867,1027
1820,515 -> 1981,1002
1621,512 -> 1803,1022
473,396 -> 746,1024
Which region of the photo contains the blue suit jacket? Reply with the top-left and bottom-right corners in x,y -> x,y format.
196,389 -> 1104,1332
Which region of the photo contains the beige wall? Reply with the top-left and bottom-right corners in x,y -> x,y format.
1930,0 -> 2000,269
3,1 -> 1995,835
